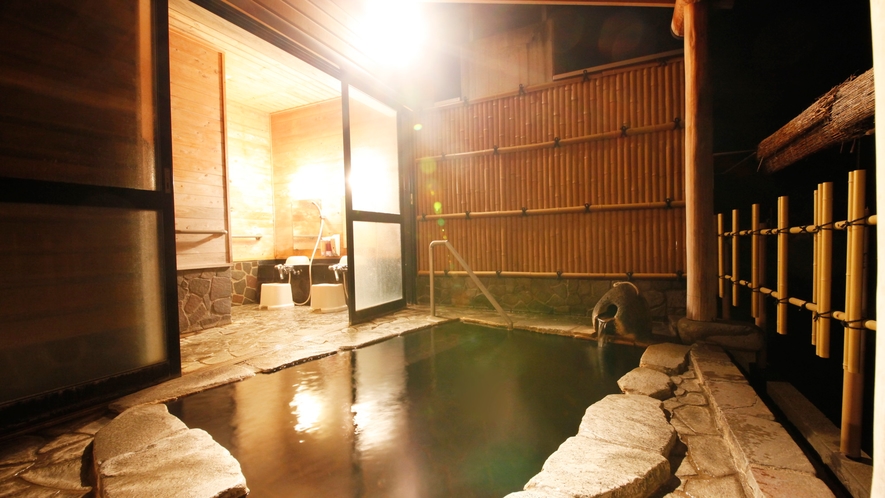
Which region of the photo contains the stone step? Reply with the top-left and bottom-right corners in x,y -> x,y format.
93,404 -> 248,498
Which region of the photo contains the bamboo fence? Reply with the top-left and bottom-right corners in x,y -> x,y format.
414,59 -> 686,277
718,171 -> 877,458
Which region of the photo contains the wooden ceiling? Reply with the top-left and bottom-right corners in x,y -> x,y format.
169,0 -> 340,114
419,0 -> 674,6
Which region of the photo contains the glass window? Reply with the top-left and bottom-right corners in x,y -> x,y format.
352,221 -> 403,311
348,86 -> 400,215
0,204 -> 167,404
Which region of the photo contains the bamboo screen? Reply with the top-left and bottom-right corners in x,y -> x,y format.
414,58 -> 686,277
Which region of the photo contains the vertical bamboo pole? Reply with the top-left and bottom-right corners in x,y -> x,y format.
818,182 -> 833,357
777,195 -> 788,335
732,209 -> 740,307
812,187 -> 820,346
841,169 -> 866,458
721,215 -> 732,319
756,220 -> 767,369
751,204 -> 760,318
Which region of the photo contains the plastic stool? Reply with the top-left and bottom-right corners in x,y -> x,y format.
259,283 -> 294,310
309,283 -> 347,313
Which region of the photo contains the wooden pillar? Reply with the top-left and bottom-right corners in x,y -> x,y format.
683,0 -> 717,321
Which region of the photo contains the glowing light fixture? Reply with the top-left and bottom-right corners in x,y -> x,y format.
359,0 -> 426,68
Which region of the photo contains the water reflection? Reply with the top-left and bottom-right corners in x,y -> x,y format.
169,323 -> 643,498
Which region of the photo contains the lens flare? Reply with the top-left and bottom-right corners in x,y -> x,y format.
433,201 -> 442,214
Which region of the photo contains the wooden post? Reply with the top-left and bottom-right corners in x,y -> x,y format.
683,0 -> 717,321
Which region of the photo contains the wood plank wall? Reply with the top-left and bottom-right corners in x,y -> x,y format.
169,30 -> 231,269
271,99 -> 346,259
227,101 -> 275,260
414,58 -> 686,276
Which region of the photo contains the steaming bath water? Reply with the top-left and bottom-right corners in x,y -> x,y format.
168,322 -> 643,497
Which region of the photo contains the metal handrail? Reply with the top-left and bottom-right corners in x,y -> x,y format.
429,240 -> 513,329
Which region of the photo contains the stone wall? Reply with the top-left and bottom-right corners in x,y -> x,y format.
417,276 -> 686,321
230,260 -> 291,307
230,261 -> 260,306
177,268 -> 232,334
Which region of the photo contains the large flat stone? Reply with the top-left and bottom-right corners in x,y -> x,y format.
525,436 -> 670,498
36,436 -> 93,466
505,490 -> 571,498
109,365 -> 255,413
722,412 -> 816,475
691,351 -> 746,385
751,465 -> 834,498
99,429 -> 247,498
767,381 -> 871,498
682,474 -> 745,497
19,459 -> 91,493
617,367 -> 674,400
639,343 -> 692,376
703,333 -> 764,352
245,344 -> 335,373
673,405 -> 719,435
93,405 -> 188,467
677,318 -> 761,343
0,436 -> 44,465
577,395 -> 676,457
706,380 -> 775,421
683,435 -> 736,477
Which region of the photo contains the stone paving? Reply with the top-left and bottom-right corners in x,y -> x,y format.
0,305 -> 835,497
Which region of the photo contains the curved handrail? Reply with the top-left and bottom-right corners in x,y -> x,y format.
429,240 -> 513,330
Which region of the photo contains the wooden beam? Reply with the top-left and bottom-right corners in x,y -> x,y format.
683,0 -> 717,321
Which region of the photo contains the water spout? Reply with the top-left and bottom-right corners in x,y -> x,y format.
595,314 -> 615,347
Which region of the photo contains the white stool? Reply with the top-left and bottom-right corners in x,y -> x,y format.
259,283 -> 294,310
310,283 -> 347,313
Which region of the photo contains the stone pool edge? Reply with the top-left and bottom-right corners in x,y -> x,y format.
506,342 -> 835,498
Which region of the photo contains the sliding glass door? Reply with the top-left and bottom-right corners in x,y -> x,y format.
0,0 -> 178,431
343,85 -> 406,323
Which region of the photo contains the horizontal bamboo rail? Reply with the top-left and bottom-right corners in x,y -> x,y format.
722,277 -> 877,331
419,200 -> 685,221
722,214 -> 877,236
419,270 -> 683,280
415,120 -> 682,163
717,171 -> 875,459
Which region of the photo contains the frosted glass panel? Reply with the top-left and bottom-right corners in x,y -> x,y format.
349,87 -> 400,214
0,0 -> 157,190
353,221 -> 403,311
0,203 -> 167,404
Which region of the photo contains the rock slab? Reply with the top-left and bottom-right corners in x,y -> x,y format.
94,405 -> 248,498
525,436 -> 670,498
578,394 -> 677,457
99,429 -> 247,498
639,343 -> 692,376
617,367 -> 674,400
109,365 -> 255,413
